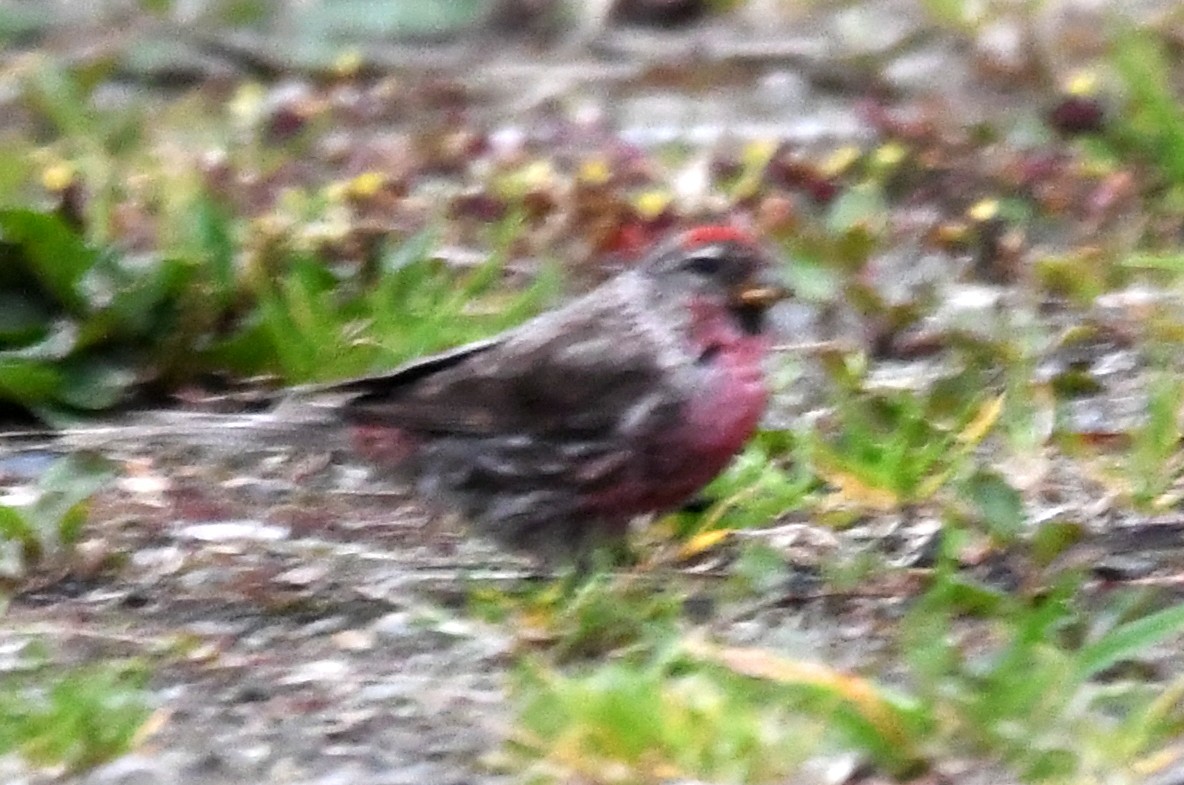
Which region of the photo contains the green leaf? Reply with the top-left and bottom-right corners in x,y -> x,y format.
1112,30 -> 1184,185
783,255 -> 841,301
196,313 -> 275,376
0,294 -> 51,346
21,60 -> 101,142
31,452 -> 115,550
96,254 -> 195,339
55,358 -> 137,410
1076,602 -> 1184,681
964,470 -> 1025,543
827,183 -> 887,236
1121,252 -> 1184,273
1028,519 -> 1085,567
0,360 -> 62,404
0,209 -> 99,311
0,319 -> 77,362
0,505 -> 36,556
185,195 -> 236,309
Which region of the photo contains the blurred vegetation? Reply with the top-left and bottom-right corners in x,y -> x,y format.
0,452 -> 114,582
505,561 -> 1184,784
0,199 -> 557,412
0,653 -> 152,771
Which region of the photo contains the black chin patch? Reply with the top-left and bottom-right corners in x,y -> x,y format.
731,304 -> 766,335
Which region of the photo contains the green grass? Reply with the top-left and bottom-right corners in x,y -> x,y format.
675,429 -> 815,535
470,571 -> 684,661
0,200 -> 558,411
244,224 -> 562,383
808,383 -> 1004,513
505,561 -> 1184,785
0,657 -> 152,771
903,566 -> 1184,782
512,653 -> 823,784
1122,372 -> 1184,510
0,452 -> 114,582
1110,29 -> 1184,190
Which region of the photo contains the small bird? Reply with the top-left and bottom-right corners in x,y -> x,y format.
321,225 -> 790,560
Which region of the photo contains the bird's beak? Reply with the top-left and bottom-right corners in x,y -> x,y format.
733,282 -> 791,309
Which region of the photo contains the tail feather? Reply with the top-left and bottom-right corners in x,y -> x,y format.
1,397 -> 352,456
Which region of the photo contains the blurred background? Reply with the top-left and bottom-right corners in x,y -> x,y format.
5,4 -> 1184,785
0,0 -> 1174,404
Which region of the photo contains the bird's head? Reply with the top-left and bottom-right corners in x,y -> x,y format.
642,225 -> 790,335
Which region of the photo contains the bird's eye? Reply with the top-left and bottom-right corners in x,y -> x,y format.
682,253 -> 723,276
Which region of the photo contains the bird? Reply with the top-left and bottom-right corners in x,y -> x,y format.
316,225 -> 790,561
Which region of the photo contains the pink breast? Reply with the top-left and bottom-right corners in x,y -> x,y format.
681,296 -> 771,462
586,298 -> 771,516
683,341 -> 769,466
667,335 -> 769,495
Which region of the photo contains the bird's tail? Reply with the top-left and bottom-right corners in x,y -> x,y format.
1,395 -> 354,457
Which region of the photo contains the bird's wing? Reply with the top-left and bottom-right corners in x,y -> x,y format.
298,336 -> 504,397
337,283 -> 681,439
